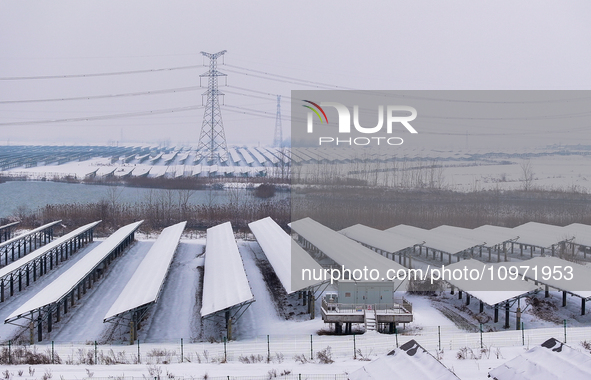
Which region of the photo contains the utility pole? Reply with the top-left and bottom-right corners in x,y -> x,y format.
197,50 -> 229,163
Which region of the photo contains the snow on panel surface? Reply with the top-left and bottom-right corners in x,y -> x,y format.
228,148 -> 242,164
511,221 -> 573,248
386,224 -> 483,254
290,218 -> 407,276
0,220 -> 62,250
200,222 -> 254,316
0,221 -> 19,230
238,148 -> 255,165
104,221 -> 186,321
95,167 -> 116,176
113,166 -> 134,177
249,217 -> 323,294
6,220 -> 144,322
350,339 -> 460,380
0,221 -> 101,279
148,165 -> 168,178
339,224 -> 422,254
257,147 -> 278,164
431,225 -> 515,248
489,338 -> 591,380
444,259 -> 540,305
247,147 -> 266,165
473,225 -> 520,246
564,223 -> 591,247
130,165 -> 151,177
514,256 -> 591,299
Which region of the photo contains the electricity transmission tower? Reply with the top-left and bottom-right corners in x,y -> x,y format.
197,50 -> 229,163
273,95 -> 283,147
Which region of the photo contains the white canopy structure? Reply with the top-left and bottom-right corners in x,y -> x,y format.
104,221 -> 186,322
564,223 -> 591,247
290,218 -> 408,281
0,221 -> 100,282
249,217 -> 324,294
386,224 -> 483,258
431,224 -> 516,249
339,224 -> 422,255
5,221 -> 143,342
200,222 -> 254,317
1,220 -> 62,266
515,256 -> 591,300
444,259 -> 540,306
511,222 -> 573,249
472,225 -> 519,246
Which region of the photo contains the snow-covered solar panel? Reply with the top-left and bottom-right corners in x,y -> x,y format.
0,221 -> 19,231
444,259 -> 539,305
176,152 -> 189,164
148,165 -> 168,178
290,218 -> 407,280
291,148 -> 313,161
247,147 -> 266,165
174,165 -> 185,177
148,153 -> 163,163
512,222 -> 573,248
0,221 -> 101,280
249,217 -> 324,294
257,148 -> 278,164
514,256 -> 591,299
104,221 -> 186,321
472,225 -> 519,246
431,225 -> 515,249
339,224 -> 422,254
228,148 -> 242,164
191,165 -> 202,176
0,220 -> 62,251
130,165 -> 151,177
6,220 -> 143,322
113,166 -> 134,177
238,148 -> 255,165
489,338 -> 591,380
274,147 -> 292,164
161,151 -> 177,164
95,167 -> 116,176
350,339 -> 460,380
386,224 -> 483,255
563,223 -> 591,247
200,222 -> 254,316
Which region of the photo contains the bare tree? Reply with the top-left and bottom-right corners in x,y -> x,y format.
520,160 -> 535,191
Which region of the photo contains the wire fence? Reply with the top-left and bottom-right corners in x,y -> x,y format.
1,324 -> 590,366
85,376 -> 348,380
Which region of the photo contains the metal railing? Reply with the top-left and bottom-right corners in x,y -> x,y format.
322,298 -> 412,315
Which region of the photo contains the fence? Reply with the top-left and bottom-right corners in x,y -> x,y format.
85,376 -> 348,380
1,323 -> 589,366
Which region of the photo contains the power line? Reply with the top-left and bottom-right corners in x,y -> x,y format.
0,86 -> 202,104
0,105 -> 203,126
0,65 -> 203,81
223,68 -> 350,90
225,64 -> 357,90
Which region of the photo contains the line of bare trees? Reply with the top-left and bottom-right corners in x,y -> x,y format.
291,187 -> 591,231
13,188 -> 290,236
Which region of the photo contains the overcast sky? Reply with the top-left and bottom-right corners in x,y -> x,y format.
1,1 -> 591,148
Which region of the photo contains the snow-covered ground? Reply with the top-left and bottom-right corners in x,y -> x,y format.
4,233 -> 591,379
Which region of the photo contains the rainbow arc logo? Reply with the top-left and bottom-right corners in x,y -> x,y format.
302,100 -> 328,124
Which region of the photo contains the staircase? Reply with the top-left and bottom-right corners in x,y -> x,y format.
364,308 -> 377,331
